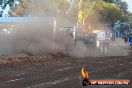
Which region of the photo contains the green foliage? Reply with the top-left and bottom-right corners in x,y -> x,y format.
100,2 -> 122,22
121,1 -> 128,11
9,0 -> 129,25
127,12 -> 132,23
92,0 -> 103,10
103,0 -> 114,3
103,0 -> 128,22
109,0 -> 128,15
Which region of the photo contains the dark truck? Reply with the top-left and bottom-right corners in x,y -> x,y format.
63,26 -> 97,47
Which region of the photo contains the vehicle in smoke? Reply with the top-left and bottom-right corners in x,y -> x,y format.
68,27 -> 108,49
62,26 -> 97,48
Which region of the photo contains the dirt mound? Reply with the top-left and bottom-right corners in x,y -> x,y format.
0,52 -> 64,65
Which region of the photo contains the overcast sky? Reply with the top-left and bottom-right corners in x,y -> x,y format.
124,0 -> 132,12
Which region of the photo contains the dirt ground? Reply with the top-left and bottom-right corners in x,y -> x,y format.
0,39 -> 132,88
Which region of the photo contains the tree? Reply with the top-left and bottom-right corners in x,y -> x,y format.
103,0 -> 115,3
127,12 -> 132,23
100,3 -> 122,23
0,0 -> 2,4
119,1 -> 128,13
11,0 -> 29,16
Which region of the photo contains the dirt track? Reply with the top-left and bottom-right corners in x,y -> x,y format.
0,55 -> 132,88
0,39 -> 132,88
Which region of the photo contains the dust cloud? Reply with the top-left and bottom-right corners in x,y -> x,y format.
0,18 -> 130,57
0,0 -> 130,58
1,18 -> 65,55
